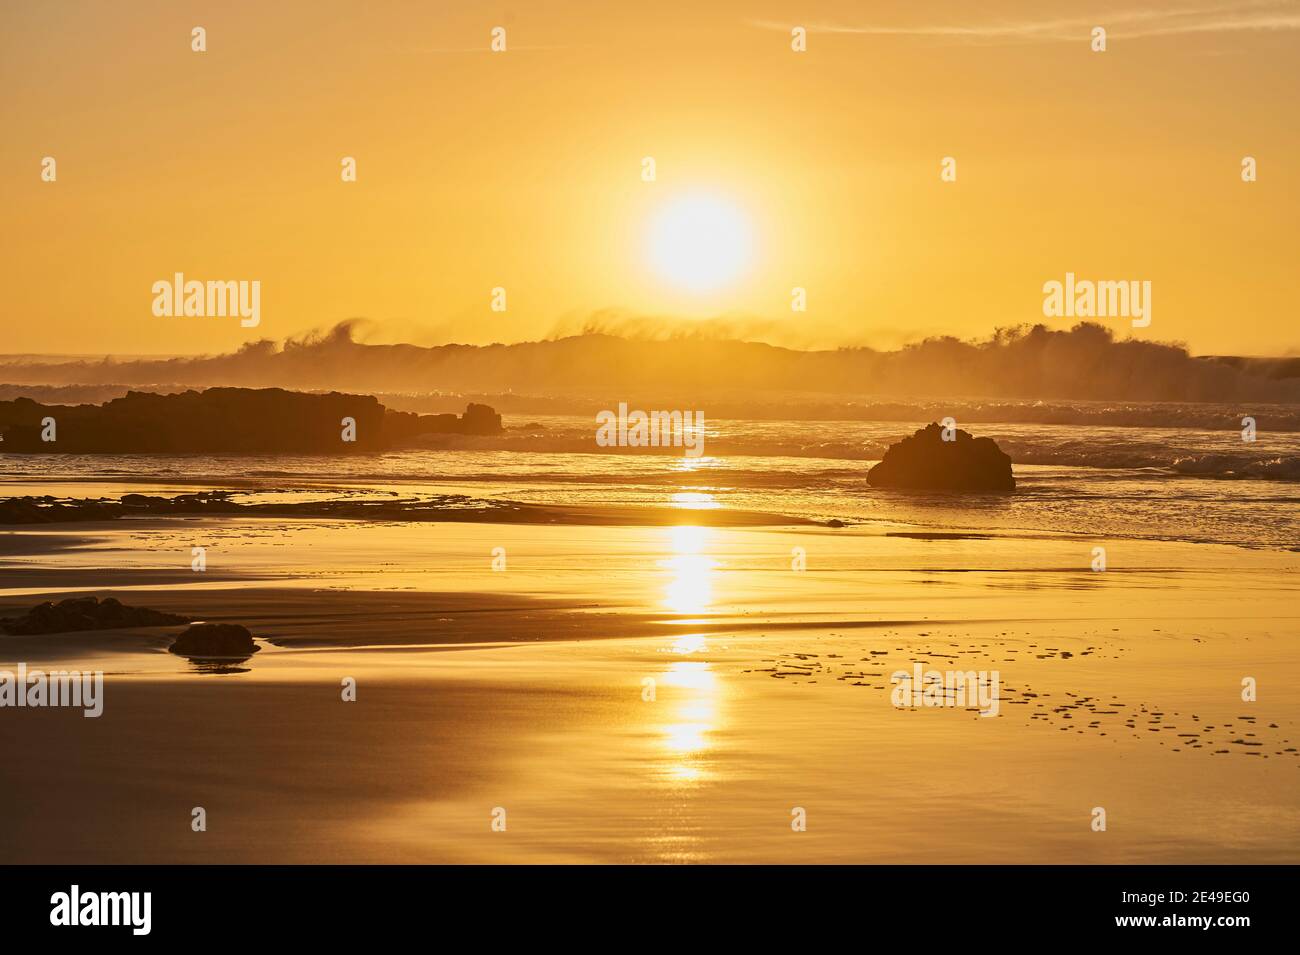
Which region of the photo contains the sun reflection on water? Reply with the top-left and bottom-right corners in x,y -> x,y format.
670,491 -> 722,509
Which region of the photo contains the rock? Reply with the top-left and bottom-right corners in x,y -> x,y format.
0,596 -> 190,635
1,389 -> 506,453
459,403 -> 503,434
0,499 -> 51,524
867,423 -> 1015,492
0,497 -> 127,525
0,388 -> 389,453
121,493 -> 169,506
384,402 -> 504,441
169,623 -> 259,657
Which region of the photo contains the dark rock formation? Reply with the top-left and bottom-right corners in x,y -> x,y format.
867,423 -> 1015,492
383,402 -> 503,442
0,497 -> 124,524
169,623 -> 259,657
0,493 -> 243,524
0,596 -> 190,635
0,388 -> 502,453
0,489 -> 524,525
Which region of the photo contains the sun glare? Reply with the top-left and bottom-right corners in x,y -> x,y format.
647,194 -> 753,292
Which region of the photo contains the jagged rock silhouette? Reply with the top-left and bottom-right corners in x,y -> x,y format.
867,423 -> 1015,492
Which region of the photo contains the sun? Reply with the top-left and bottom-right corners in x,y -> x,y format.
647,193 -> 754,292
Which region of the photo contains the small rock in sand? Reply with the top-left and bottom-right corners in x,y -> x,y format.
0,596 -> 190,635
169,623 -> 260,658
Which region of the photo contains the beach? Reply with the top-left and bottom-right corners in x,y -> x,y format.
5,0 -> 1300,922
2,499 -> 1296,863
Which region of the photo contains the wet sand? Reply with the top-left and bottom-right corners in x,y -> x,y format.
1,516 -> 1297,862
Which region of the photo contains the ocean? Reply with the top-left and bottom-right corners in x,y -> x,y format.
4,413 -> 1297,551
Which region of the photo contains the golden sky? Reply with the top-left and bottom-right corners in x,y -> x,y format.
2,0 -> 1297,355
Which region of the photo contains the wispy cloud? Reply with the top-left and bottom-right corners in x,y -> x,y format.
752,1 -> 1300,44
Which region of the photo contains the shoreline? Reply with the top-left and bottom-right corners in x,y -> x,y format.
1,506 -> 1296,863
0,490 -> 821,529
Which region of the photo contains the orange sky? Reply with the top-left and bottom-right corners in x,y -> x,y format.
2,0 -> 1297,355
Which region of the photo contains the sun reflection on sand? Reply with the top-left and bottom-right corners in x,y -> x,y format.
658,659 -> 719,784
661,524 -> 718,615
670,633 -> 708,655
653,520 -> 726,793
